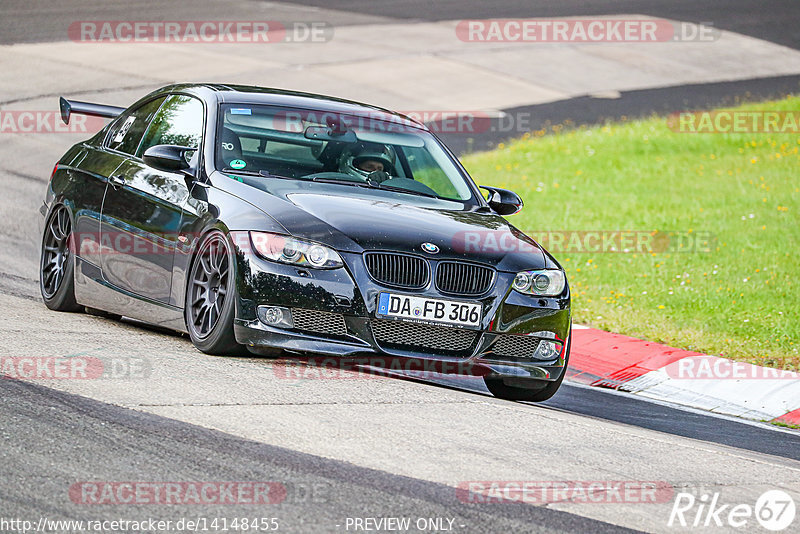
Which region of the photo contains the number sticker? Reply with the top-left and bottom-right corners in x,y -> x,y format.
113,116 -> 136,143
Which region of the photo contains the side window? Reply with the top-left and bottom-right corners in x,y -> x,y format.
105,97 -> 166,155
137,95 -> 204,158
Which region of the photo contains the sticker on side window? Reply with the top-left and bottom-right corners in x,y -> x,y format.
230,108 -> 251,115
113,116 -> 136,143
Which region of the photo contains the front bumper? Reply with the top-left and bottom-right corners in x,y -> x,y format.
231,236 -> 571,381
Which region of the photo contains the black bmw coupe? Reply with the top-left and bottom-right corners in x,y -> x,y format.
41,84 -> 571,401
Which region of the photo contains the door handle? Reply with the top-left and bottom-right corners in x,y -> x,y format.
109,174 -> 125,188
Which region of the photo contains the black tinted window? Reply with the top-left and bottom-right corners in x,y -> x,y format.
214,105 -> 474,201
137,95 -> 204,157
106,97 -> 165,155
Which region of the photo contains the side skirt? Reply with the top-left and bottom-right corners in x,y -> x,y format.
74,257 -> 187,333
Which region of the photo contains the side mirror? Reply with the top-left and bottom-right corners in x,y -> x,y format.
142,145 -> 193,173
480,186 -> 523,215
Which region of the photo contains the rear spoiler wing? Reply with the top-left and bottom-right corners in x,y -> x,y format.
59,97 -> 125,125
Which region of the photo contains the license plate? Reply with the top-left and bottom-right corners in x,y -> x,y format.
377,292 -> 482,328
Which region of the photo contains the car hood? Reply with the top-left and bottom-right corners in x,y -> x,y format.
227,178 -> 551,272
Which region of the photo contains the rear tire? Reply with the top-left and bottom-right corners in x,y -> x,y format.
185,231 -> 240,355
39,205 -> 81,312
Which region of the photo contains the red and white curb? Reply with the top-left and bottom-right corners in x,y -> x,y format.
567,325 -> 800,425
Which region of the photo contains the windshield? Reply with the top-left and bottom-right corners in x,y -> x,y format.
215,104 -> 476,201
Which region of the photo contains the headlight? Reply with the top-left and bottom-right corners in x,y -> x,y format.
512,269 -> 566,296
249,232 -> 343,269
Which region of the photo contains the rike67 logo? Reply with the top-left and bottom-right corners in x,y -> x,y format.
668,489 -> 796,531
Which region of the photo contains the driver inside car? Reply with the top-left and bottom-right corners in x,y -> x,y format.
339,143 -> 396,183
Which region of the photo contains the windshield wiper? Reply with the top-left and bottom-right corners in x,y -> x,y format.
222,167 -> 260,176
258,170 -> 297,180
311,175 -> 441,199
375,183 -> 441,199
311,176 -> 371,187
221,168 -> 296,180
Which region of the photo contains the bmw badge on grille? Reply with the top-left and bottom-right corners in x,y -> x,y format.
421,242 -> 439,254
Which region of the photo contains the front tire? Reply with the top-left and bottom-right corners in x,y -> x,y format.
484,334 -> 571,402
484,375 -> 564,402
185,231 -> 240,355
40,205 -> 81,312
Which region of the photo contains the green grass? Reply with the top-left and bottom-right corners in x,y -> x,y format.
462,96 -> 800,370
770,420 -> 800,430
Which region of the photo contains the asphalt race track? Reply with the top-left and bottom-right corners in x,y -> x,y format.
1,379 -> 631,533
5,0 -> 799,49
1,1 -> 799,533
